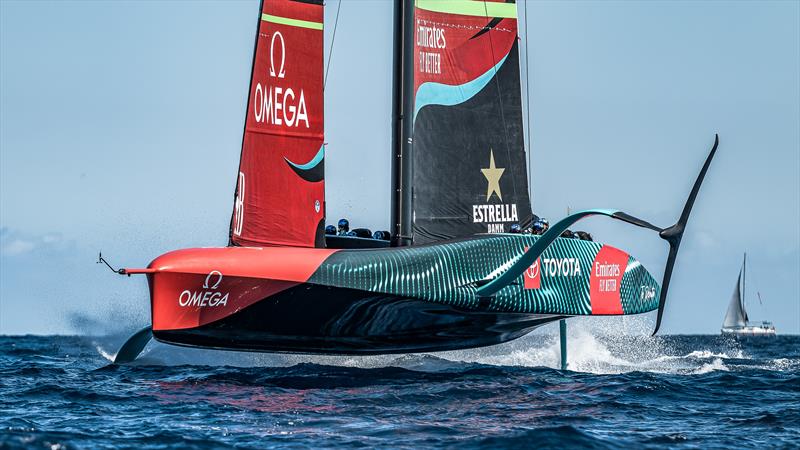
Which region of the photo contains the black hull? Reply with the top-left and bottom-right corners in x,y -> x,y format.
154,284 -> 565,355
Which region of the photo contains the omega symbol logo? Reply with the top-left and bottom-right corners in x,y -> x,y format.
203,270 -> 223,290
269,31 -> 286,79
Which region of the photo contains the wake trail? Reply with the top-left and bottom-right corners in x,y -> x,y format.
88,316 -> 793,375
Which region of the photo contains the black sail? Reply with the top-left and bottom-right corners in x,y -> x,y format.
408,0 -> 533,244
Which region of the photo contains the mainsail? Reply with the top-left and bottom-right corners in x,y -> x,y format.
722,256 -> 749,328
230,0 -> 325,248
409,0 -> 533,244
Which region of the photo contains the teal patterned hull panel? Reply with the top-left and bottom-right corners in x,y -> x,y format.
309,234 -> 660,315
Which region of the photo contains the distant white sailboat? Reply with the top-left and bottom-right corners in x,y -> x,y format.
721,253 -> 776,336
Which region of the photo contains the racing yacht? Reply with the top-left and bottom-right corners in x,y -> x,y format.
107,0 -> 719,363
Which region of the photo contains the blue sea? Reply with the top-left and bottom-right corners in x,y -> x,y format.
1,328 -> 798,449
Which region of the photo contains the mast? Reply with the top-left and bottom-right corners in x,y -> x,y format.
742,252 -> 748,323
390,0 -> 415,247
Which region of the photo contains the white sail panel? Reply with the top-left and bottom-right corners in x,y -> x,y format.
722,267 -> 746,328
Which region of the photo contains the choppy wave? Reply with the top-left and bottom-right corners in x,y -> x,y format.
1,330 -> 798,449
94,318 -> 789,376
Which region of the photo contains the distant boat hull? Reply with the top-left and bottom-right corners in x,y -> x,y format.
721,324 -> 776,336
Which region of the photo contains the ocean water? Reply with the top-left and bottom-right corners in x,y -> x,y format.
1,326 -> 798,449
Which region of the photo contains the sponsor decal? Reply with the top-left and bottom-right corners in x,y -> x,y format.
178,270 -> 229,308
474,149 -> 518,233
473,204 -> 519,230
523,257 -> 540,289
542,258 -> 583,277
232,172 -> 245,236
640,285 -> 656,301
417,22 -> 446,74
253,31 -> 310,128
203,270 -> 223,289
589,246 -> 628,314
481,149 -> 505,201
523,248 -> 582,290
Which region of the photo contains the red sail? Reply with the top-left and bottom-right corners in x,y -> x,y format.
230,0 -> 325,248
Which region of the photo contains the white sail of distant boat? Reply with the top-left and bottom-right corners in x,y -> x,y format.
721,253 -> 776,336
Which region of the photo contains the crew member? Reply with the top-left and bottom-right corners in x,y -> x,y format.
373,230 -> 391,241
337,218 -> 350,236
532,221 -> 545,235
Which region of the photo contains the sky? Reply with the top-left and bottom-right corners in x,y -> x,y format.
1,0 -> 798,335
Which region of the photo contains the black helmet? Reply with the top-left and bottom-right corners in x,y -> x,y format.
510,224 -> 521,233
337,218 -> 350,234
373,230 -> 391,241
325,225 -> 336,235
352,228 -> 372,238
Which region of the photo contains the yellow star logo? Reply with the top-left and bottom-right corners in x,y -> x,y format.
481,149 -> 505,202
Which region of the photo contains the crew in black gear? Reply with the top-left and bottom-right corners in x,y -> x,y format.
337,218 -> 350,235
